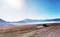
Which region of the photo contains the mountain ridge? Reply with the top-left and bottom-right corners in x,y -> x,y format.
0,18 -> 60,26
0,19 -> 12,26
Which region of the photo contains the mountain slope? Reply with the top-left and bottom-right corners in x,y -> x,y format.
0,19 -> 12,26
9,18 -> 60,25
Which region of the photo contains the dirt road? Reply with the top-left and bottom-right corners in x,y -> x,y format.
31,25 -> 60,37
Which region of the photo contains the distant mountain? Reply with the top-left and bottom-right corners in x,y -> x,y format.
0,19 -> 12,26
0,18 -> 60,25
16,18 -> 59,23
11,18 -> 60,24
46,18 -> 60,22
23,18 -> 60,22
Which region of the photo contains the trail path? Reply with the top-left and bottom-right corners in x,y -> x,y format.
21,25 -> 60,37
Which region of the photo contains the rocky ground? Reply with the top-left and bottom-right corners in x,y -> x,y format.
21,25 -> 60,37
0,24 -> 60,37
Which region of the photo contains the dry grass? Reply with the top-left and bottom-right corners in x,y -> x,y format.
0,23 -> 59,37
0,23 -> 59,33
0,25 -> 37,33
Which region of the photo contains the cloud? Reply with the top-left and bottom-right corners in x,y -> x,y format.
1,0 -> 25,10
0,0 -> 52,22
0,0 -> 26,22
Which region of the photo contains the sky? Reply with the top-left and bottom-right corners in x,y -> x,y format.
0,0 -> 60,22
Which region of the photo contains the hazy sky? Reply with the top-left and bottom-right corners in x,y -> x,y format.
0,0 -> 60,22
